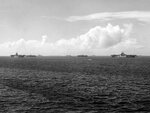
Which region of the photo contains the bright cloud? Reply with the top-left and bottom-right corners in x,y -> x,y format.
0,23 -> 142,56
56,23 -> 133,49
67,11 -> 150,23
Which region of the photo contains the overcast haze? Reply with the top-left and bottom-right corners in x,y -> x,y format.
0,0 -> 150,56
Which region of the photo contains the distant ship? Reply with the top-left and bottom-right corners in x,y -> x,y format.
11,53 -> 36,58
11,53 -> 25,58
77,55 -> 88,57
111,52 -> 137,58
26,55 -> 37,57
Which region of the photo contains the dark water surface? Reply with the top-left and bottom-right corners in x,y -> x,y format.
0,57 -> 150,113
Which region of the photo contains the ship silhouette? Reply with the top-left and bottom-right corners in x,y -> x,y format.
111,52 -> 137,58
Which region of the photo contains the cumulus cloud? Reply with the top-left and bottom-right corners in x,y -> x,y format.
56,23 -> 132,49
0,23 -> 142,56
5,37 -> 48,55
66,11 -> 150,23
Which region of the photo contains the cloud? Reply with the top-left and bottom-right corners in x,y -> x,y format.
56,23 -> 133,49
3,37 -> 48,55
0,23 -> 142,56
66,11 -> 150,23
57,23 -> 137,51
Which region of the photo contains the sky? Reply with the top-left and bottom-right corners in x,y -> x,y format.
0,0 -> 150,56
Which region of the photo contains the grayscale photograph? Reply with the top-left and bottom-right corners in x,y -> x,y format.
0,0 -> 150,112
